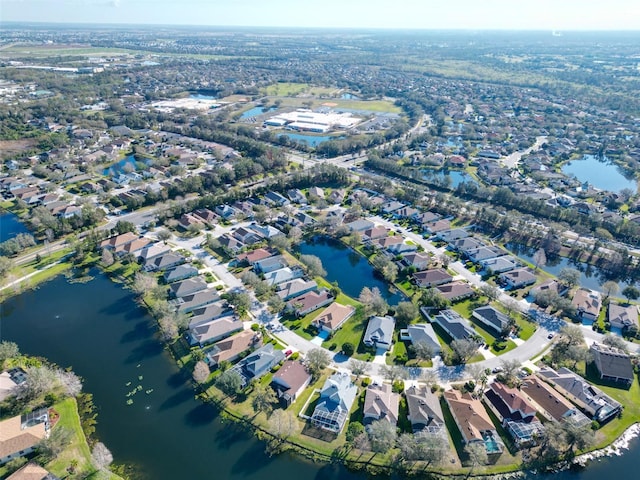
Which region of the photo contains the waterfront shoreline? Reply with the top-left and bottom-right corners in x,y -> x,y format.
2,264 -> 638,478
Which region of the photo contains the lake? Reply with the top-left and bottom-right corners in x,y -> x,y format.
507,243 -> 632,293
1,271 -> 639,479
297,236 -> 404,305
0,272 -> 360,480
422,169 -> 473,188
279,133 -> 343,147
0,211 -> 30,242
562,155 -> 638,193
240,106 -> 277,119
103,155 -> 150,177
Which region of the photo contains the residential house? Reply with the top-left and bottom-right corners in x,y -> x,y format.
253,255 -> 288,274
263,267 -> 304,286
250,223 -> 283,239
394,206 -> 419,219
363,316 -> 396,350
6,463 -> 58,480
444,390 -> 503,454
137,242 -> 171,263
169,276 -> 208,299
480,256 -> 519,274
188,316 -> 244,347
381,200 -> 405,214
308,186 -> 325,200
231,344 -> 285,387
276,279 -> 318,301
286,290 -> 333,316
449,237 -> 484,253
500,268 -> 537,289
521,375 -> 590,426
466,246 -> 506,263
530,279 -> 561,298
483,382 -> 544,448
0,410 -> 50,465
144,252 -> 186,272
472,306 -> 512,335
427,308 -> 477,342
405,385 -> 445,434
0,369 -> 24,401
188,302 -> 235,328
99,232 -> 138,252
214,204 -> 238,220
345,218 -> 375,232
374,235 -> 403,250
361,226 -> 390,243
218,233 -> 244,253
265,191 -> 290,206
400,324 -> 441,357
177,212 -> 206,231
537,367 -> 622,423
235,248 -> 275,267
293,211 -> 315,227
327,189 -> 345,204
164,264 -> 199,284
192,208 -> 218,226
271,360 -> 312,407
608,302 -> 638,331
589,343 -> 634,387
117,237 -> 151,258
435,228 -> 469,242
171,289 -> 220,314
311,372 -> 358,433
386,241 -> 418,255
413,268 -> 453,288
363,383 -> 400,426
205,330 -> 262,368
232,227 -> 262,246
312,302 -> 356,333
423,219 -> 451,234
287,188 -> 307,204
415,211 -> 441,225
571,289 -> 602,322
435,281 -> 475,302
400,252 -> 431,271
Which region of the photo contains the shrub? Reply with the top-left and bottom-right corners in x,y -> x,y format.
251,323 -> 260,331
329,343 -> 337,351
290,351 -> 300,360
392,380 -> 405,393
361,377 -> 371,387
342,342 -> 355,356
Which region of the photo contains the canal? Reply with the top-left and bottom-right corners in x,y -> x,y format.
1,271 -> 639,480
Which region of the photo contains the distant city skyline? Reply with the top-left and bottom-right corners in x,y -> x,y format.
2,0 -> 640,30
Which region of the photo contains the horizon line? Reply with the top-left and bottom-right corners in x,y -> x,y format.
3,20 -> 640,33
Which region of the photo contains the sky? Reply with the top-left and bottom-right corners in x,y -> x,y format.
1,0 -> 640,30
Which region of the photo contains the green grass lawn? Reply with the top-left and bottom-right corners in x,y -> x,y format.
584,366 -> 640,449
451,300 -> 518,355
321,307 -> 370,359
46,398 -> 124,480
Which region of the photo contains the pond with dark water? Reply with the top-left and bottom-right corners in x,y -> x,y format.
562,155 -> 638,193
507,243 -> 633,293
0,211 -> 30,242
1,271 -> 639,480
279,133 -> 344,147
297,236 -> 404,305
0,272 -> 359,480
